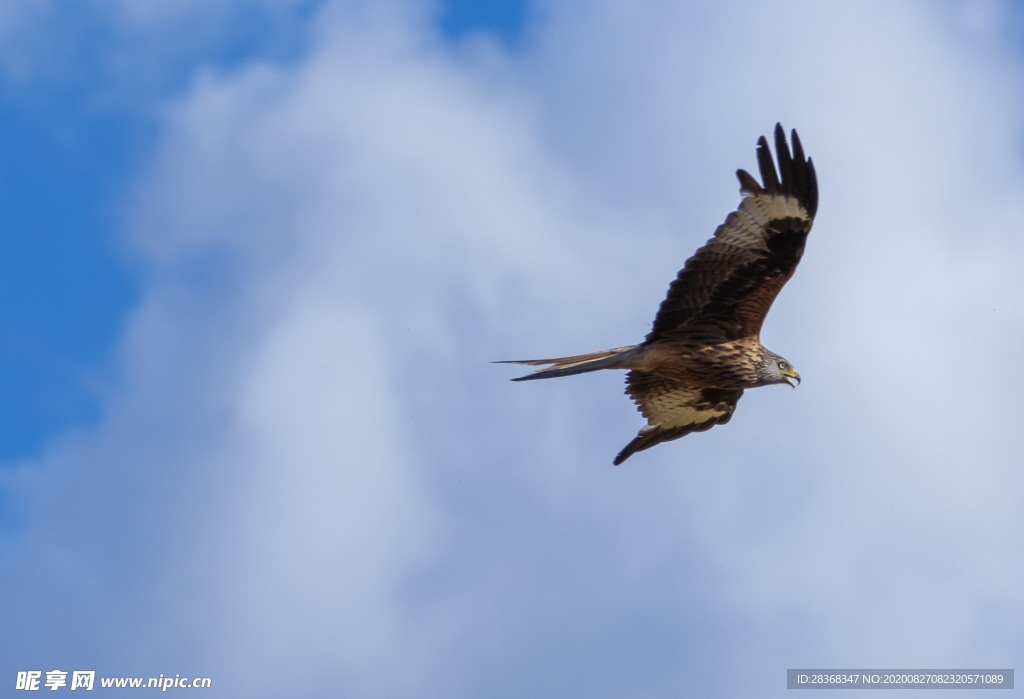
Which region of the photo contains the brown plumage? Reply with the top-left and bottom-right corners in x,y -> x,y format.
500,124 -> 818,464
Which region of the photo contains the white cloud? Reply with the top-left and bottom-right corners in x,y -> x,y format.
3,0 -> 1024,696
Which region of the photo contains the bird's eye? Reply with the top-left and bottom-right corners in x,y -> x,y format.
778,361 -> 788,370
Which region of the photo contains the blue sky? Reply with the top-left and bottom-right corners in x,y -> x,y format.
2,1 -> 1024,697
0,0 -> 529,461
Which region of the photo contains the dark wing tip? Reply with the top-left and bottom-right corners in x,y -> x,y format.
804,155 -> 818,218
613,428 -> 652,465
774,124 -> 795,192
745,123 -> 818,219
612,425 -> 692,465
613,436 -> 649,465
736,168 -> 763,195
755,135 -> 780,191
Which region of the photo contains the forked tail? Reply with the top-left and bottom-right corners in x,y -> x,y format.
497,345 -> 639,381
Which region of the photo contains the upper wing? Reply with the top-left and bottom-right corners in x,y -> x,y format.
646,124 -> 817,342
614,370 -> 742,465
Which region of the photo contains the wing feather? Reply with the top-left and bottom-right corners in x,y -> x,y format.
614,371 -> 742,465
756,135 -> 781,191
646,124 -> 817,341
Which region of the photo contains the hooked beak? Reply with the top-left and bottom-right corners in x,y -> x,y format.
782,368 -> 801,388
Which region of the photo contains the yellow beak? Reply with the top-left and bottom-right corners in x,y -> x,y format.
782,368 -> 801,388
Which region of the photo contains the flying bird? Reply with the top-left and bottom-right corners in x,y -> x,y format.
500,124 -> 818,465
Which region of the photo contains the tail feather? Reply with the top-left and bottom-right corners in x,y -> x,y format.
497,345 -> 638,381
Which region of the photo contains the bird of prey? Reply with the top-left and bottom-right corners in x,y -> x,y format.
500,124 -> 818,465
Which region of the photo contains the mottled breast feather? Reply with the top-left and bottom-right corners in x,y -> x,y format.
646,124 -> 817,342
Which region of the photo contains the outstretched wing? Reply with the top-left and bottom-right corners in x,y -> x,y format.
614,371 -> 742,465
646,124 -> 817,342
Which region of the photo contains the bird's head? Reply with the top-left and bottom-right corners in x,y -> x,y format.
760,350 -> 801,388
